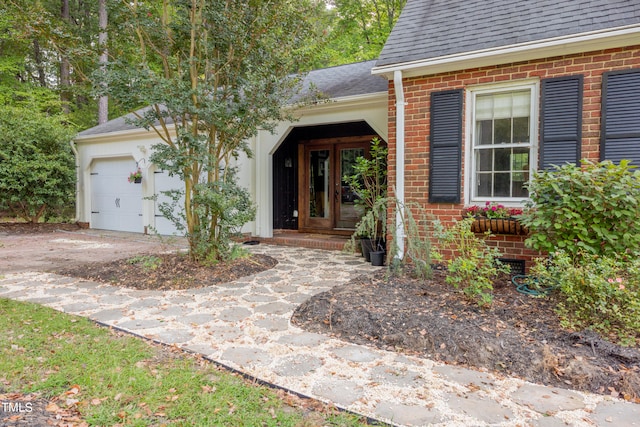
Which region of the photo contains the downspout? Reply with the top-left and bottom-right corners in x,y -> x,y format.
393,70 -> 406,260
69,139 -> 80,223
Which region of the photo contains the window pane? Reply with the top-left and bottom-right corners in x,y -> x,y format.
494,148 -> 510,171
494,118 -> 511,144
513,148 -> 530,171
477,120 -> 493,145
477,173 -> 492,197
476,95 -> 493,120
494,173 -> 510,197
512,91 -> 530,117
477,149 -> 492,171
512,174 -> 529,198
513,117 -> 530,143
493,93 -> 512,119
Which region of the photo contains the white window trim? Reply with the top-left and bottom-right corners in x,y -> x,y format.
464,79 -> 539,207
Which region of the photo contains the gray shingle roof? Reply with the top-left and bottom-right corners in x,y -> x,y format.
77,60 -> 387,137
301,60 -> 388,99
377,0 -> 640,67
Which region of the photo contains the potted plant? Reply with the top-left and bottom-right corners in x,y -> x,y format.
128,168 -> 142,184
343,137 -> 388,262
462,202 -> 526,235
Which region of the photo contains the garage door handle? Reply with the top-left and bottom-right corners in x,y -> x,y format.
115,198 -> 120,208
91,211 -> 99,214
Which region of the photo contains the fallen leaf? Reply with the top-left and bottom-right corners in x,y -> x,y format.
45,402 -> 60,412
66,385 -> 81,395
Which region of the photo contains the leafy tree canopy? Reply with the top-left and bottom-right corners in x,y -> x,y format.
318,0 -> 406,66
96,0 -> 326,262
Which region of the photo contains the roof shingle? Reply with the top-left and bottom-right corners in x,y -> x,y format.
376,0 -> 640,67
78,60 -> 386,137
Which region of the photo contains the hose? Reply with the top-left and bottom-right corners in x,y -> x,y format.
511,274 -> 557,296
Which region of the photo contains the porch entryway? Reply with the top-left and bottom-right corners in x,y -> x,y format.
298,138 -> 370,233
272,121 -> 382,236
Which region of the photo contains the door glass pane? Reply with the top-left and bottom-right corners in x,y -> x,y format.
338,147 -> 365,228
309,150 -> 330,218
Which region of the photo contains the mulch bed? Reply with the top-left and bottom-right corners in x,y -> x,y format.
56,253 -> 278,291
291,269 -> 640,402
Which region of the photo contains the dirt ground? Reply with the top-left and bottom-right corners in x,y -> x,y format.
2,223 -> 639,411
0,223 -> 183,274
291,269 -> 640,402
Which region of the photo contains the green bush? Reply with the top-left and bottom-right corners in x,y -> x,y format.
0,107 -> 76,223
520,160 -> 640,258
532,251 -> 640,345
433,218 -> 509,306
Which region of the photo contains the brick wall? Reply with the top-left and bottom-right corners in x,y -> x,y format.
387,45 -> 640,266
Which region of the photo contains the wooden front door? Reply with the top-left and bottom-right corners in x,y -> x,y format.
298,136 -> 372,233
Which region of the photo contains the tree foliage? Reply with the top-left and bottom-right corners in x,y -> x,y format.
319,0 -> 406,65
0,107 -> 76,222
97,0 -> 324,262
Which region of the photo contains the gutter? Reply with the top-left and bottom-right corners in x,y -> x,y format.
393,70 -> 405,260
69,139 -> 80,223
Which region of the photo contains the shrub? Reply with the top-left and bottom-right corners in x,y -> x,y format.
532,251 -> 640,345
0,107 -> 76,223
520,160 -> 640,258
433,218 -> 509,306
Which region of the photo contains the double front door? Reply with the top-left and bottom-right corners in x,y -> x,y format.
299,137 -> 372,233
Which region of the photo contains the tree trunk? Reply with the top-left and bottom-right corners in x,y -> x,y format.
32,39 -> 47,88
97,0 -> 108,124
60,0 -> 71,114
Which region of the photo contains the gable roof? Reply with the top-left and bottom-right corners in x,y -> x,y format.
376,0 -> 640,71
78,60 -> 387,138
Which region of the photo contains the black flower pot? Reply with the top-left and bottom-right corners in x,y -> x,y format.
360,238 -> 385,262
370,250 -> 386,266
360,238 -> 374,261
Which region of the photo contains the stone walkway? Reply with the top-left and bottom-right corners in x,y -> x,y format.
1,242 -> 638,426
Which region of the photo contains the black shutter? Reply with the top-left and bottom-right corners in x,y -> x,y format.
429,89 -> 462,203
601,69 -> 640,164
540,76 -> 582,169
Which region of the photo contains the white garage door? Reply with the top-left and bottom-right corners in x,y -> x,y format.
153,170 -> 185,236
90,157 -> 143,233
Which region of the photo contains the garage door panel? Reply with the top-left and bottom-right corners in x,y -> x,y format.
91,158 -> 143,233
153,170 -> 185,236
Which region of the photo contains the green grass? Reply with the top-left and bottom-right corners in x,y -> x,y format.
0,298 -> 370,426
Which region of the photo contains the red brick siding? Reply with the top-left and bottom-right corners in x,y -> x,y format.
387,45 -> 640,264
